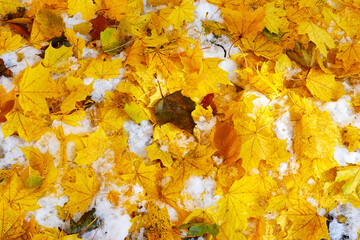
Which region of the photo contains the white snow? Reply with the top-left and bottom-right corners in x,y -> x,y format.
123,120 -> 153,158
329,203 -> 360,240
334,146 -> 360,166
29,195 -> 68,229
81,198 -> 132,240
319,96 -> 354,127
274,111 -> 294,153
33,132 -> 61,166
52,114 -> 95,136
182,175 -> 220,211
0,128 -> 28,169
90,77 -> 122,102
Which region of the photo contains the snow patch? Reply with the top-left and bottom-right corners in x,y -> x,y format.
182,175 -> 220,211
274,111 -> 294,153
29,195 -> 68,229
123,120 -> 153,158
0,128 -> 28,169
334,146 -> 360,166
319,96 -> 354,127
329,203 -> 360,240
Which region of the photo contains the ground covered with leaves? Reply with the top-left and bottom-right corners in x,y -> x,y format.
1,0 -> 360,239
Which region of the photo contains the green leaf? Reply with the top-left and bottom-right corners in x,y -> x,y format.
154,91 -> 196,133
70,208 -> 101,235
180,222 -> 220,237
100,28 -> 125,55
25,174 -> 41,189
263,28 -> 286,42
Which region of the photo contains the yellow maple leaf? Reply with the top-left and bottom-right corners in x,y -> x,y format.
264,2 -> 289,34
335,164 -> 360,195
0,200 -> 26,239
120,157 -> 163,198
42,44 -> 73,72
68,0 -> 97,20
234,109 -> 290,171
294,111 -> 341,160
306,68 -> 345,101
183,58 -> 232,102
95,0 -> 128,22
146,142 -> 173,167
167,144 -> 216,184
2,103 -> 48,142
21,146 -> 59,192
0,173 -> 40,212
146,201 -> 174,240
0,0 -> 24,16
62,167 -> 100,216
241,33 -> 284,59
74,127 -> 110,166
0,30 -> 25,55
286,200 -> 329,240
60,76 -> 93,114
217,175 -> 267,240
298,21 -> 335,57
222,6 -> 265,39
65,27 -> 86,59
163,0 -> 196,29
16,63 -> 60,115
83,58 -> 122,80
343,126 -> 360,152
337,42 -> 360,72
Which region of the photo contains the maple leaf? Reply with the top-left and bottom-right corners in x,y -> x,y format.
242,34 -> 284,60
95,0 -> 128,22
0,200 -> 26,239
83,58 -> 122,80
60,76 -> 93,114
121,155 -> 163,198
167,144 -> 216,184
264,2 -> 288,34
74,127 -> 110,166
337,42 -> 360,71
0,0 -> 24,17
294,111 -> 341,160
145,201 -> 174,240
0,173 -> 40,212
42,44 -> 73,72
161,0 -> 196,29
2,103 -> 48,142
234,109 -> 290,171
68,0 -> 97,21
306,68 -> 345,101
0,30 -> 24,55
155,90 -> 196,133
16,63 -> 60,115
335,164 -> 360,195
183,58 -> 232,101
217,175 -> 267,240
286,200 -> 329,240
146,142 -> 173,167
298,20 -> 335,57
62,167 -> 100,216
222,5 -> 265,39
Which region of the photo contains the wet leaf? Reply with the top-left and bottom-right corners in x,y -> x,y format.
154,90 -> 196,133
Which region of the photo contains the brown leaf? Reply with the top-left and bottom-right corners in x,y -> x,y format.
90,15 -> 109,40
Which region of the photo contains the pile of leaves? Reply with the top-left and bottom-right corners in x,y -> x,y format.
1,0 -> 360,239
